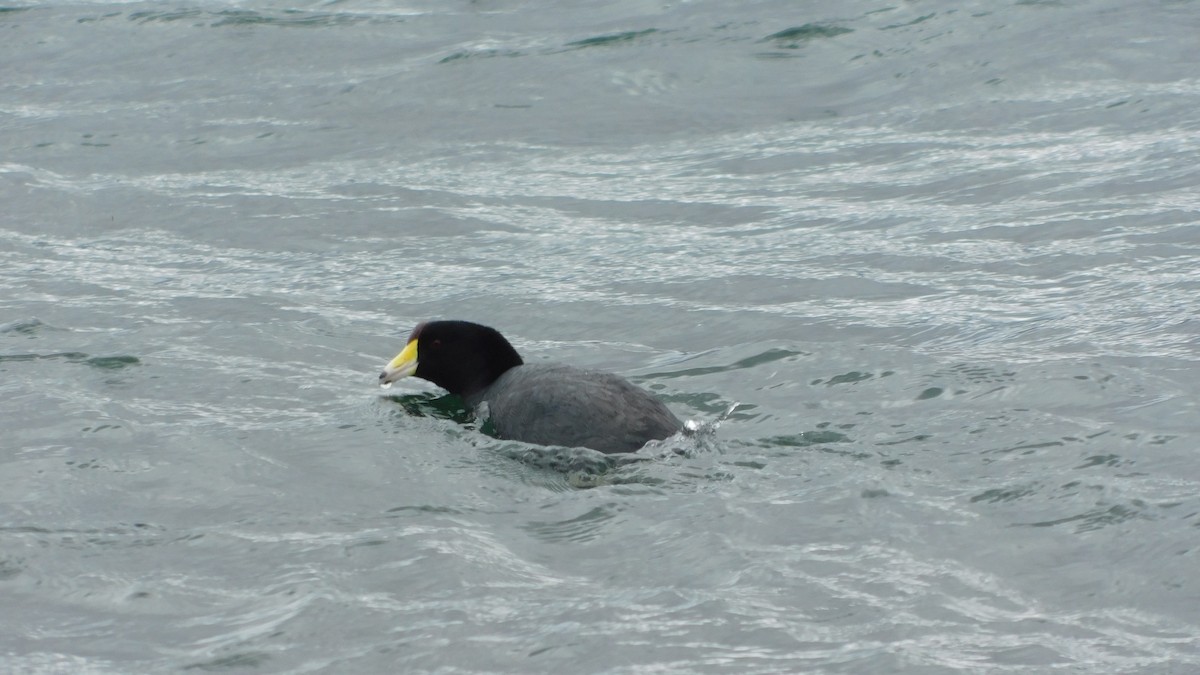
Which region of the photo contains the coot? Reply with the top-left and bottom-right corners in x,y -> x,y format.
380,320 -> 681,454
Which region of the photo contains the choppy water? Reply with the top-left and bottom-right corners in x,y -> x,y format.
3,0 -> 1199,672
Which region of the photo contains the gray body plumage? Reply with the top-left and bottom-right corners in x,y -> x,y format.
467,363 -> 681,454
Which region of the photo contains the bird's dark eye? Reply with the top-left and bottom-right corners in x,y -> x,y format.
430,339 -> 442,348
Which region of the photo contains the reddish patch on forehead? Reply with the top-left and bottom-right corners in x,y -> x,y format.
407,321 -> 428,343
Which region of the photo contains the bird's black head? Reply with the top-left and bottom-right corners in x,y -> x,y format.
379,320 -> 524,400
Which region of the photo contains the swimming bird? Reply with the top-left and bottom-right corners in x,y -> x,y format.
379,320 -> 681,454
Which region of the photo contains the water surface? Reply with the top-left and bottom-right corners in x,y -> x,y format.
2,0 -> 1199,672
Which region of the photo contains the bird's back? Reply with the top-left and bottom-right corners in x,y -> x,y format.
475,363 -> 681,454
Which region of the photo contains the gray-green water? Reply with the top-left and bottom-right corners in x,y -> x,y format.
3,0 -> 1199,672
